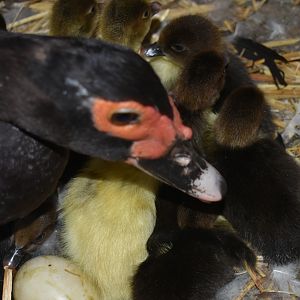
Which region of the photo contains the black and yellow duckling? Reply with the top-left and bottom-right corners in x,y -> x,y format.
144,14 -> 223,91
49,0 -> 102,37
98,0 -> 161,51
146,15 -> 300,265
144,14 -> 275,149
0,14 -> 6,31
61,158 -> 159,300
0,31 -> 226,224
133,228 -> 256,300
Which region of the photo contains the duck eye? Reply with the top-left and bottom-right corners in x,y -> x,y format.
142,10 -> 150,19
170,44 -> 186,53
110,110 -> 140,126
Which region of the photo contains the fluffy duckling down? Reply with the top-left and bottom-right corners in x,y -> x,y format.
49,0 -> 102,37
61,158 -> 160,300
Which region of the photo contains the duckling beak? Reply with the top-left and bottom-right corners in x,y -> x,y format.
130,140 -> 227,202
144,42 -> 165,57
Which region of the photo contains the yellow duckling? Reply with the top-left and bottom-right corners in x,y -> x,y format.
61,158 -> 159,300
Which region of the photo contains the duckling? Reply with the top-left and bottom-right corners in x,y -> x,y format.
133,228 -> 256,300
214,138 -> 300,265
144,15 -> 275,148
0,31 -> 226,224
0,14 -> 6,31
144,14 -> 223,91
61,158 -> 159,300
146,15 -> 300,265
49,0 -> 101,37
98,0 -> 161,51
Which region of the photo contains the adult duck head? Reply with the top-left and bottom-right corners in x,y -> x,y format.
0,32 -> 225,202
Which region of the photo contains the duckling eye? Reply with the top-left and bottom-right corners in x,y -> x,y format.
110,110 -> 141,126
170,44 -> 186,53
142,10 -> 150,19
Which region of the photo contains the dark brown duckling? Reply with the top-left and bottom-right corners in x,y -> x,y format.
145,15 -> 300,265
133,228 -> 256,300
98,0 -> 161,51
49,0 -> 102,37
144,14 -> 275,149
214,138 -> 300,265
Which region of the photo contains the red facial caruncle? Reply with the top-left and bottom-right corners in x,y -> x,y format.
91,96 -> 192,159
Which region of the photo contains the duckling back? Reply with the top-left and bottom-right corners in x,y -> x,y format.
61,158 -> 159,300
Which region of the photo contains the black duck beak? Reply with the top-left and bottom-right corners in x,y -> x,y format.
130,141 -> 227,203
144,42 -> 165,57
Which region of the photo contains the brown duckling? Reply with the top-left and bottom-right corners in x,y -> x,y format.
49,0 -> 102,37
98,0 -> 161,51
214,138 -> 300,265
144,14 -> 275,149
145,15 -> 300,266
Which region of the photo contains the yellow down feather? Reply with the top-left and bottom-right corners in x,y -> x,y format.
61,158 -> 159,300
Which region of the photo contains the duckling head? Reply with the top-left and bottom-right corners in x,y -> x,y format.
144,15 -> 224,92
99,0 -> 161,51
50,0 -> 101,37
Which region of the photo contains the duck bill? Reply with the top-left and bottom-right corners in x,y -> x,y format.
129,140 -> 226,202
144,42 -> 165,57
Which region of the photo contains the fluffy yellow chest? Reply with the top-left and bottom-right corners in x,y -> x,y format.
148,56 -> 182,91
61,159 -> 159,300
